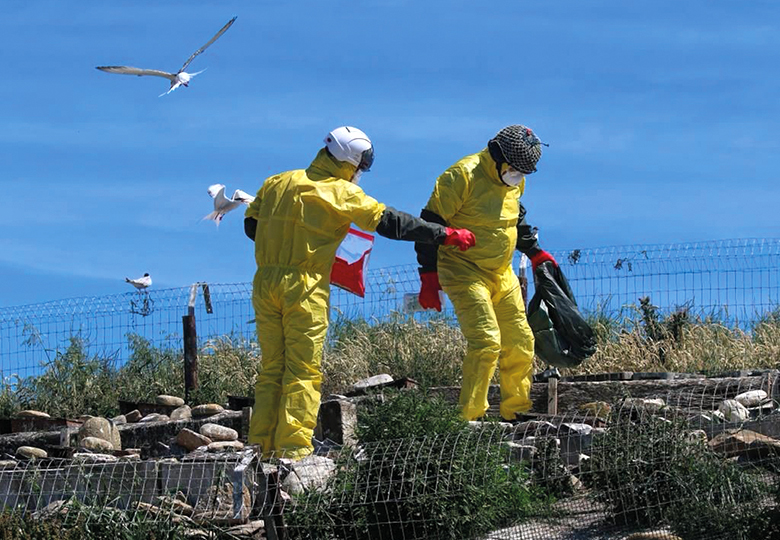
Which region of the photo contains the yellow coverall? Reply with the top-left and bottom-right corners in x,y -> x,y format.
422,149 -> 535,421
245,149 -> 386,459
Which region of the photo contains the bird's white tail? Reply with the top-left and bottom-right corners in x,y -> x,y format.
202,211 -> 223,226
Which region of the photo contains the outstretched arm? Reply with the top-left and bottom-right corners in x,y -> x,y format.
377,207 -> 474,251
375,207 -> 447,243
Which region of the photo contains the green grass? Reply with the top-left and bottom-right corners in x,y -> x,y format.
2,310 -> 779,420
286,389 -> 552,540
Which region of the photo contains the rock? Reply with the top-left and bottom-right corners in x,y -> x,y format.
559,423 -> 594,461
684,429 -> 708,446
559,423 -> 593,436
139,413 -> 169,423
352,374 -> 394,392
718,399 -> 750,422
511,420 -> 558,439
157,494 -> 194,516
170,405 -> 192,421
622,397 -> 666,412
0,460 -> 17,468
191,404 -> 225,418
579,401 -> 611,418
132,502 -> 164,516
111,415 -> 127,425
156,395 -> 185,407
192,482 -> 251,525
176,428 -> 212,451
31,499 -> 72,521
78,415 -> 94,423
72,453 -> 119,463
125,409 -> 143,423
208,441 -> 245,452
568,474 -> 585,492
281,455 -> 336,495
735,389 -> 768,408
118,454 -> 141,461
709,429 -> 780,460
200,423 -> 238,442
505,442 -> 536,462
468,420 -> 513,432
316,399 -> 357,446
79,436 -> 114,453
78,417 -> 122,450
225,521 -> 265,538
15,410 -> 50,419
16,446 -> 47,459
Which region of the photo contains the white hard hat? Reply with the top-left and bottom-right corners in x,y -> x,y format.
324,126 -> 375,171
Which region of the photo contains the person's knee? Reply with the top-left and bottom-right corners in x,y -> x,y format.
467,340 -> 501,365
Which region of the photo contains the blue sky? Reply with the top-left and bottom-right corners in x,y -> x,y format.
1,0 -> 779,307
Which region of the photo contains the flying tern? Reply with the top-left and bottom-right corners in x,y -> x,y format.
204,183 -> 255,225
126,273 -> 152,290
97,16 -> 237,97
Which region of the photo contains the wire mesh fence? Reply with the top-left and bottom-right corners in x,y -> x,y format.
1,238 -> 779,380
0,376 -> 777,539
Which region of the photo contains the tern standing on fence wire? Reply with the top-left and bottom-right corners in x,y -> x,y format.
415,124 -> 558,422
125,272 -> 152,290
243,126 -> 476,459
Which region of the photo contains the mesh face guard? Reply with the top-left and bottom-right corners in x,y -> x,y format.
357,147 -> 374,171
493,125 -> 543,174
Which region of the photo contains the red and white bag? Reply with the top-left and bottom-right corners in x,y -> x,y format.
330,228 -> 374,297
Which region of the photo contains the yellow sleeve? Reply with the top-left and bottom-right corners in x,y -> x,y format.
424,164 -> 469,222
322,181 -> 387,232
244,180 -> 268,220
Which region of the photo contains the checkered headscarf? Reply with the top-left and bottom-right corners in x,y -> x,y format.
491,125 -> 543,174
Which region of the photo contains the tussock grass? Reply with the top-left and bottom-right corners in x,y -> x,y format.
322,315 -> 466,397
2,310 -> 778,420
581,314 -> 780,376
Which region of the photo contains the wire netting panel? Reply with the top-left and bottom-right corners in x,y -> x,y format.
0,379 -> 776,538
270,376 -> 780,540
1,238 -> 779,379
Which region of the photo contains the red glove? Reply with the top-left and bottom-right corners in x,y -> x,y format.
444,228 -> 476,251
530,250 -> 558,272
418,272 -> 442,312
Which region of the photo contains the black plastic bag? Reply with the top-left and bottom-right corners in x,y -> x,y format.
527,261 -> 597,368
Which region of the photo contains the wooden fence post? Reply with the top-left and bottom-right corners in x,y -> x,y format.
183,312 -> 199,404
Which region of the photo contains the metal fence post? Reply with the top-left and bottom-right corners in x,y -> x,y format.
183,283 -> 200,403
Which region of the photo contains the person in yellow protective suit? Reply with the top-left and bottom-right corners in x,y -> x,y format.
244,126 -> 476,460
415,124 -> 558,422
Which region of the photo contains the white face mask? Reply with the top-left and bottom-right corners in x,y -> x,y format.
501,170 -> 524,187
351,170 -> 363,185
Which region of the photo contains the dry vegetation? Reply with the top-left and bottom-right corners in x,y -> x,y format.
1,308 -> 778,419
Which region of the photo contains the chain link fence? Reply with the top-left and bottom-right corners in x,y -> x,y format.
1,238 -> 779,379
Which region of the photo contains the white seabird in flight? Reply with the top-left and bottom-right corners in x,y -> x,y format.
204,183 -> 255,226
96,16 -> 237,97
126,273 -> 152,290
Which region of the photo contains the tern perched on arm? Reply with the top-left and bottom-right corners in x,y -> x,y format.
125,273 -> 152,290
204,184 -> 255,226
96,16 -> 236,97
